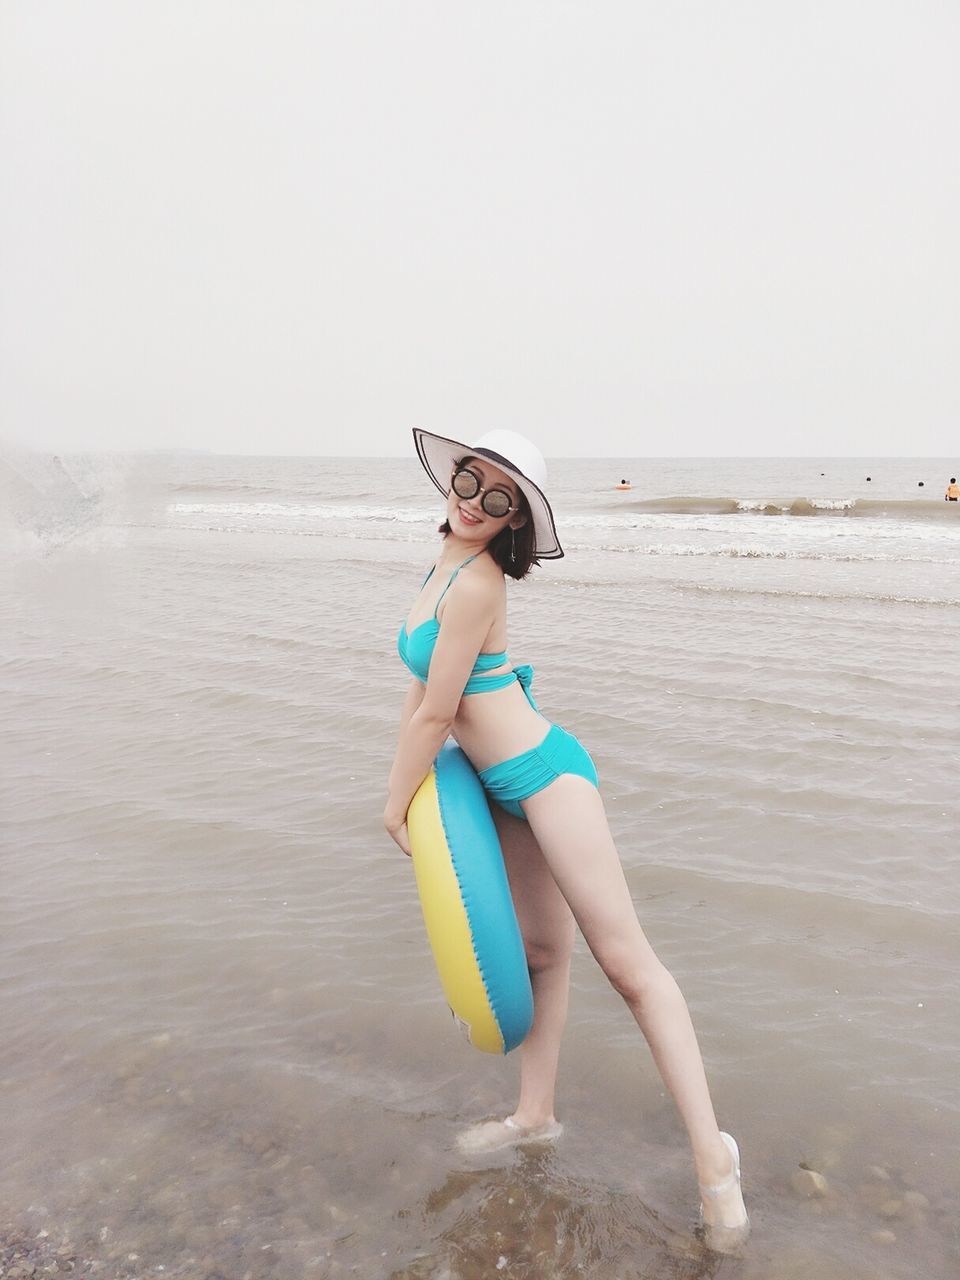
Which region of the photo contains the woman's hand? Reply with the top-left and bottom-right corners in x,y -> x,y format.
384,805 -> 412,856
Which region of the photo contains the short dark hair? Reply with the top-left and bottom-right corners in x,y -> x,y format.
439,456 -> 539,580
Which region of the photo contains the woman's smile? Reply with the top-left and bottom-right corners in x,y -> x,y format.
456,504 -> 484,527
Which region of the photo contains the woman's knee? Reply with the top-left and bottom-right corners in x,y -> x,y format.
596,946 -> 673,1007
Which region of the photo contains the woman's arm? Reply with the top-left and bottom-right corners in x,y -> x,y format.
385,575 -> 496,853
397,678 -> 425,737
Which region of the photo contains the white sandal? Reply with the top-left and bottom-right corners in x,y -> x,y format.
457,1115 -> 563,1155
699,1132 -> 750,1249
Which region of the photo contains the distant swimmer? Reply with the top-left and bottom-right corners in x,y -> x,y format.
918,481 -> 925,487
946,478 -> 960,502
615,479 -> 632,490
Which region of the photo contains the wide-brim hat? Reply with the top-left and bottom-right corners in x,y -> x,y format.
412,427 -> 563,559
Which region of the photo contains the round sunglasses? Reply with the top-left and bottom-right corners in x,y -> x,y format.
450,467 -> 519,519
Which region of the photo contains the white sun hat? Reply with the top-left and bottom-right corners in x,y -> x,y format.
412,427 -> 563,559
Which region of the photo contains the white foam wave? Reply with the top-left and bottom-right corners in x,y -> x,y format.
582,541 -> 946,564
169,500 -> 958,544
735,498 -> 856,513
161,500 -> 960,567
170,501 -> 436,525
690,582 -> 958,608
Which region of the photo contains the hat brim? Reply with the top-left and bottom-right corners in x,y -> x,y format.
412,428 -> 563,559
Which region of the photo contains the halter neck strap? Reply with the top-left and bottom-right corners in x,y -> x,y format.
433,554 -> 479,618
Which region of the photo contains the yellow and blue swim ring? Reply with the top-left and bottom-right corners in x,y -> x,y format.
407,741 -> 534,1054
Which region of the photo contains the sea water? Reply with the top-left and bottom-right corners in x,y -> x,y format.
1,450 -> 958,1278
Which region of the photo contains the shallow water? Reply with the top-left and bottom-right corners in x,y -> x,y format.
1,452 -> 959,1278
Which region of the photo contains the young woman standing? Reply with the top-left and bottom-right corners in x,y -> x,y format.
385,428 -> 749,1250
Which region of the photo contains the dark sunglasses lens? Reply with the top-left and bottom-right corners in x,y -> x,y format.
482,491 -> 511,518
452,469 -> 479,499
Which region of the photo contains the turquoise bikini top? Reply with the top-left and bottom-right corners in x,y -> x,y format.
397,555 -> 535,700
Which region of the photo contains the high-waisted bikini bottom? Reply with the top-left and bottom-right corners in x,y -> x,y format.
477,723 -> 599,821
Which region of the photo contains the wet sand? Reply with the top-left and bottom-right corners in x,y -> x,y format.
2,1014 -> 956,1279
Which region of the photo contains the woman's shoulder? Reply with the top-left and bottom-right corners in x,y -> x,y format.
450,554 -> 506,613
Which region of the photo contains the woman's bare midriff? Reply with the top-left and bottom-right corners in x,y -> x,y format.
451,679 -> 550,772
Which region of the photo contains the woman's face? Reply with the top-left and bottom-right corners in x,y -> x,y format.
446,457 -> 524,545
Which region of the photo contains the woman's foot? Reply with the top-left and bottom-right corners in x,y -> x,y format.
456,1115 -> 563,1155
699,1132 -> 749,1252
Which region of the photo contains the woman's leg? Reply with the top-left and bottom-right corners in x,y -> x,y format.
521,776 -> 747,1234
458,804 -> 575,1152
493,803 -> 576,1128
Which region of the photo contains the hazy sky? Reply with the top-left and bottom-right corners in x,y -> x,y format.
1,2 -> 958,457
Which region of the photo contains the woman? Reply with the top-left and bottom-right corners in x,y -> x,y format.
385,428 -> 749,1249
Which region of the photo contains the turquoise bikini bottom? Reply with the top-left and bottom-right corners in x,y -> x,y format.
477,724 -> 599,821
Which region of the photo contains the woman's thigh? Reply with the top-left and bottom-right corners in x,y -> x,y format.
491,803 -> 575,965
520,776 -> 660,973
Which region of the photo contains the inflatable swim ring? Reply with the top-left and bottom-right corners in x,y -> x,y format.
407,742 -> 534,1054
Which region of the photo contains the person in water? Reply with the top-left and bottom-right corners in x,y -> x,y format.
946,478 -> 959,501
385,428 -> 749,1250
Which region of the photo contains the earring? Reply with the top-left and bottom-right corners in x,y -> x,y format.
510,527 -> 516,562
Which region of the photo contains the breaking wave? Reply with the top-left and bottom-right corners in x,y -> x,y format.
586,541 -> 946,564
614,496 -> 960,522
